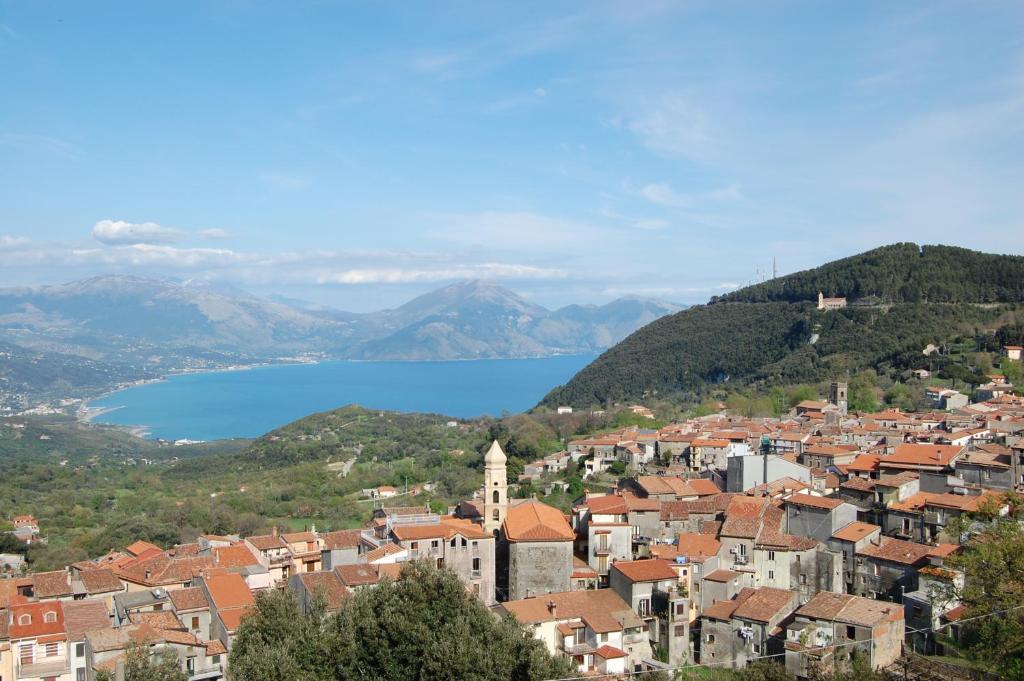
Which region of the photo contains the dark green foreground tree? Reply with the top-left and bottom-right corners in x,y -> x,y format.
941,511 -> 1024,680
228,562 -> 575,681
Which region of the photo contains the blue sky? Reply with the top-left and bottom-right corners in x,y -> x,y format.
1,1 -> 1022,311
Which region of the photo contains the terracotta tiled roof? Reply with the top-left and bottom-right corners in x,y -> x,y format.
594,644 -> 627,659
499,588 -> 636,627
62,599 -> 112,641
214,544 -> 260,569
797,592 -> 902,626
204,572 -> 254,610
702,588 -> 755,620
79,568 -> 124,595
502,500 -> 574,542
335,564 -> 380,587
246,534 -> 288,551
884,444 -> 964,469
703,569 -> 742,583
129,610 -> 186,631
201,639 -> 226,655
584,494 -> 628,515
32,570 -> 72,599
391,516 -> 492,541
733,587 -> 796,623
831,522 -> 880,543
784,494 -> 844,510
296,571 -> 349,611
857,537 -> 933,566
9,600 -> 64,639
676,533 -> 722,559
611,559 -> 678,583
321,529 -> 363,550
363,542 -> 405,562
169,587 -> 209,612
125,540 -> 161,557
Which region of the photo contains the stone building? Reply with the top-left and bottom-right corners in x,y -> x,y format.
784,592 -> 904,678
499,500 -> 575,600
390,516 -> 496,605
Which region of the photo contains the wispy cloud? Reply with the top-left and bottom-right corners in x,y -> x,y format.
92,220 -> 184,245
0,133 -> 83,160
639,183 -> 690,207
316,262 -> 567,284
199,228 -> 232,240
628,95 -> 711,161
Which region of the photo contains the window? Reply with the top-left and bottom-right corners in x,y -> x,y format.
753,644 -> 761,654
431,540 -> 439,550
472,557 -> 481,574
913,606 -> 923,618
492,509 -> 500,521
768,551 -> 776,561
675,603 -> 686,616
872,563 -> 880,577
737,543 -> 746,556
191,616 -> 200,630
706,634 -> 716,643
78,669 -> 87,681
846,625 -> 856,639
76,642 -> 85,657
795,555 -> 801,564
461,538 -> 467,548
451,537 -> 457,548
768,570 -> 774,580
153,603 -> 163,611
638,598 -> 651,616
799,574 -> 807,585
436,558 -> 444,569
45,642 -> 59,657
493,490 -> 500,503
901,518 -> 912,534
212,655 -> 221,665
44,611 -> 57,623
18,614 -> 31,625
20,643 -> 33,665
674,624 -> 686,637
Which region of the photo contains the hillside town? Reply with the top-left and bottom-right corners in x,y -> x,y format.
2,376 -> 1023,680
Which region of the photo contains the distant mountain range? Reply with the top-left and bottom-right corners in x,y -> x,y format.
541,243 -> 1024,409
0,276 -> 680,409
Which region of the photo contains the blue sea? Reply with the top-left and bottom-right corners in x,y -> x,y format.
88,355 -> 593,441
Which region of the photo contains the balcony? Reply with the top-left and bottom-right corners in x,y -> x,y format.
190,663 -> 226,680
17,657 -> 69,677
562,642 -> 596,656
733,554 -> 749,566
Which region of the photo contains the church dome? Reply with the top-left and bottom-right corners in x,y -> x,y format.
484,440 -> 507,465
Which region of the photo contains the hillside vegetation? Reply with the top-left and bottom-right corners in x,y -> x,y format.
542,244 -> 1024,408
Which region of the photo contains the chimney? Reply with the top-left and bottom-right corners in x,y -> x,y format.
547,600 -> 557,618
144,569 -> 152,580
272,526 -> 278,538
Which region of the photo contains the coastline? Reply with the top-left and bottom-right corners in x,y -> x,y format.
75,353 -> 594,441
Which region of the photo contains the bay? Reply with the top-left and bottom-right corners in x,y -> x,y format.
88,355 -> 594,441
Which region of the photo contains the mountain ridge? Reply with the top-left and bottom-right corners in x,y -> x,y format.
0,275 -> 681,409
541,243 -> 1024,409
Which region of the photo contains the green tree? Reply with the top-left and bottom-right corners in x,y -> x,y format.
940,517 -> 1024,679
95,644 -> 188,681
229,562 -> 574,681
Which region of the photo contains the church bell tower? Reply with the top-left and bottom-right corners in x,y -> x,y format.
483,440 -> 508,533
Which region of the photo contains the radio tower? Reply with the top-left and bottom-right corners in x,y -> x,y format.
772,256 -> 778,279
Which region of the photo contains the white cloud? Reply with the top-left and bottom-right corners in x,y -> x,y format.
410,52 -> 465,74
534,87 -> 547,97
199,228 -> 231,240
0,235 -> 31,249
639,183 -> 691,207
316,263 -> 567,285
628,96 -> 711,160
708,184 -> 742,202
91,219 -> 184,245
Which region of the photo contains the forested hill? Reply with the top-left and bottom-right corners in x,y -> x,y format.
715,243 -> 1024,304
540,244 -> 1024,409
